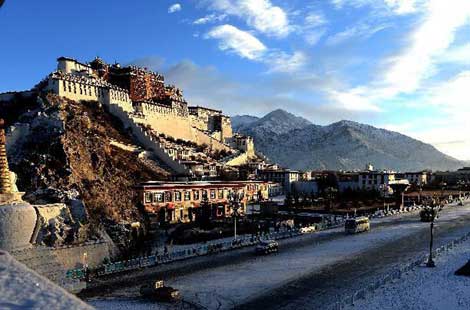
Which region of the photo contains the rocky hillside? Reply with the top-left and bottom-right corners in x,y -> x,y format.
233,110 -> 464,172
2,94 -> 169,240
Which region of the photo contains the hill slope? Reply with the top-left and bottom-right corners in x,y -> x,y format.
233,110 -> 464,171
2,94 -> 170,246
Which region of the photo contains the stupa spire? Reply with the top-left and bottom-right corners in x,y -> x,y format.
0,119 -> 12,195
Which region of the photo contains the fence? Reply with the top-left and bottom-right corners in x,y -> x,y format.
330,230 -> 470,310
65,200 -> 466,281
65,229 -> 306,280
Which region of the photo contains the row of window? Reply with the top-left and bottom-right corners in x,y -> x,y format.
61,80 -> 128,101
144,188 -> 235,204
62,80 -> 103,97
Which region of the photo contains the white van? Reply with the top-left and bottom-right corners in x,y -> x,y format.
345,217 -> 370,234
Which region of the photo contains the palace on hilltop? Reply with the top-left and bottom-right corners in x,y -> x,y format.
0,57 -> 258,178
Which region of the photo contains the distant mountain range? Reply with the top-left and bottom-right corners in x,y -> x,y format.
232,109 -> 465,172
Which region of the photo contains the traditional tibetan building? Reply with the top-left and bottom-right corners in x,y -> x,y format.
136,180 -> 274,224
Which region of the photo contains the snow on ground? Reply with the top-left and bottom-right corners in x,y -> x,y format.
90,204 -> 470,310
347,240 -> 470,310
0,250 -> 93,310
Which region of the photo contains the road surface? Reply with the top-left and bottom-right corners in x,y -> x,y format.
87,203 -> 470,309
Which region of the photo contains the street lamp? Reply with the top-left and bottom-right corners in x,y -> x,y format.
380,184 -> 388,211
426,199 -> 439,268
229,190 -> 244,240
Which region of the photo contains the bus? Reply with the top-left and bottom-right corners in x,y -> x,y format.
345,217 -> 370,234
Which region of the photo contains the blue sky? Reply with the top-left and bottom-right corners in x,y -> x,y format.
1,0 -> 470,160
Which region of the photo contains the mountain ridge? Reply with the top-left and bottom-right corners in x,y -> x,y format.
232,109 -> 464,172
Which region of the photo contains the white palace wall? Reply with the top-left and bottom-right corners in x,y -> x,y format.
135,102 -> 195,142
46,75 -> 233,154
47,78 -> 132,113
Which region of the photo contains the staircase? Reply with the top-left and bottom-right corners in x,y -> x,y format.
101,99 -> 190,176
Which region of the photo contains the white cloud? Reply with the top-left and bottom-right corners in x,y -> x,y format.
427,71 -> 470,110
304,29 -> 327,46
386,71 -> 470,160
439,43 -> 470,65
168,3 -> 182,13
330,0 -> 470,111
266,51 -> 308,73
208,0 -> 291,37
329,88 -> 382,112
383,0 -> 470,95
205,24 -> 267,60
300,11 -> 328,46
193,14 -> 227,25
384,0 -> 418,14
326,22 -> 389,45
205,24 -> 308,73
305,12 -> 327,28
331,0 -> 422,15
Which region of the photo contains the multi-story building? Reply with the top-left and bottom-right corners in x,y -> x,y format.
358,170 -> 396,192
431,167 -> 470,186
136,180 -> 275,224
257,168 -> 300,193
395,171 -> 428,186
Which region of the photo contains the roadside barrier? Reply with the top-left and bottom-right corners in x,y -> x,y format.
65,229 -> 306,279
65,201 -> 467,281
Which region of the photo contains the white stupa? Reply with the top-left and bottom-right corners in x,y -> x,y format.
0,119 -> 37,251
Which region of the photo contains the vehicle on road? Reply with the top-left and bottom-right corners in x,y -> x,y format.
299,225 -> 316,234
256,240 -> 278,255
345,217 -> 370,234
140,280 -> 181,302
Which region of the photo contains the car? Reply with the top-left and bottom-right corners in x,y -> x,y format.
299,226 -> 316,234
255,240 -> 278,255
140,280 -> 181,302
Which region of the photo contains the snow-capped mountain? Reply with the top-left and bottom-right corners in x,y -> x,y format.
232,110 -> 464,172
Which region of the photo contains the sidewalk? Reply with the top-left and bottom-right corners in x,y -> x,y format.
346,239 -> 470,310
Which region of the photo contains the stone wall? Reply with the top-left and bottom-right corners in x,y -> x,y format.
135,101 -> 195,142
193,127 -> 231,152
12,241 -> 112,283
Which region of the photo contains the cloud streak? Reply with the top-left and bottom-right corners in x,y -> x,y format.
205,24 -> 267,60
206,0 -> 291,37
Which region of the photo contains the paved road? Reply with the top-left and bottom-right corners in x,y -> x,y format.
239,207 -> 470,309
86,203 -> 470,310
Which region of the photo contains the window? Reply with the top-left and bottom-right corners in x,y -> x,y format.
165,191 -> 172,202
144,192 -> 153,203
202,190 -> 208,200
218,189 -> 223,199
184,191 -> 191,201
210,190 -> 216,200
193,190 -> 200,200
154,192 -> 164,202
175,191 -> 182,201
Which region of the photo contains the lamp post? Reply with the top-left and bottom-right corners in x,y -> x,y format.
426,199 -> 439,268
380,184 -> 387,211
440,182 -> 447,201
229,190 -> 244,240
